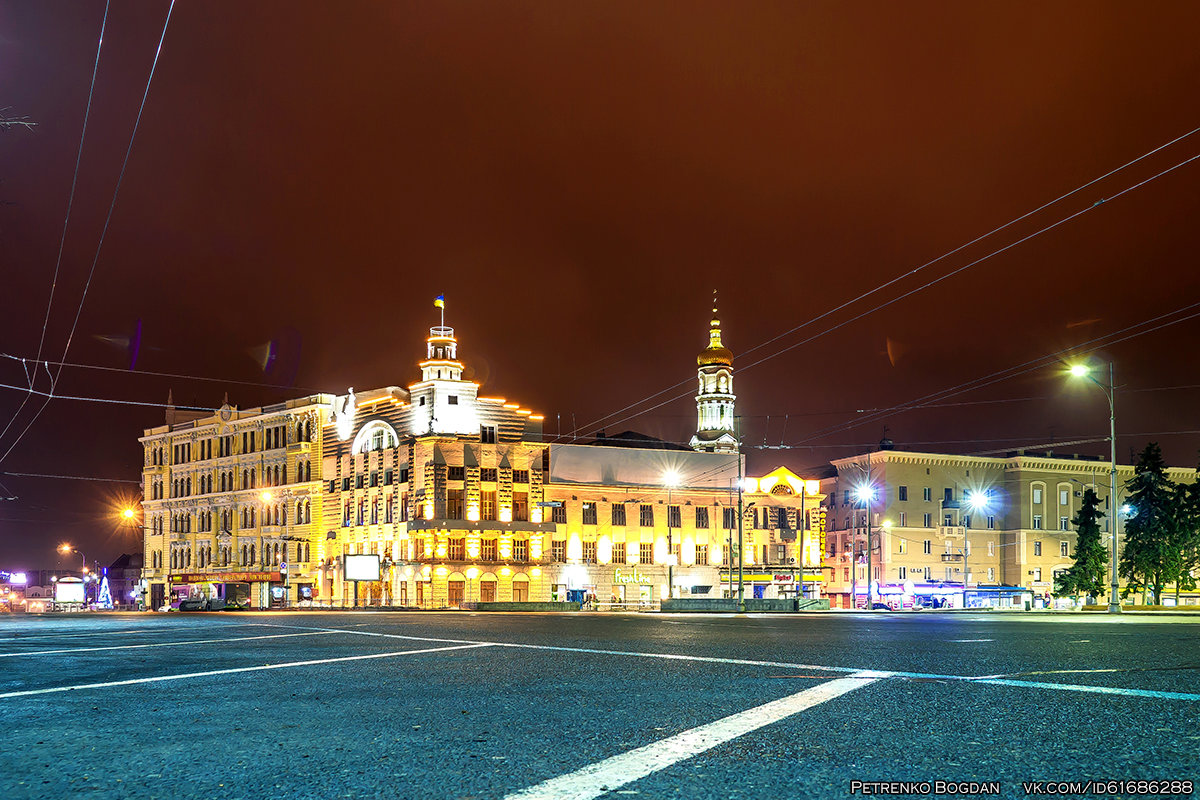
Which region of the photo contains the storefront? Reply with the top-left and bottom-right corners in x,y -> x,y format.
167,571 -> 283,609
718,567 -> 823,600
548,563 -> 723,609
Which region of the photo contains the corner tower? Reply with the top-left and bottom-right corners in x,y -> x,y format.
690,293 -> 737,453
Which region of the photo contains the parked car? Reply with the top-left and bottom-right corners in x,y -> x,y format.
178,598 -> 207,612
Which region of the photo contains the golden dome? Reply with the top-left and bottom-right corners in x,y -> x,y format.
697,300 -> 733,367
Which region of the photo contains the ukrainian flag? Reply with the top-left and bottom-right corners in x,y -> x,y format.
434,295 -> 445,309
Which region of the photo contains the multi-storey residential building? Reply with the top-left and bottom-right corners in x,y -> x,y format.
821,444 -> 1198,609
140,394 -> 332,610
138,302 -> 826,609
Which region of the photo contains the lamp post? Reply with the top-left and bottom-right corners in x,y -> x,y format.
663,470 -> 680,601
962,490 -> 991,610
854,484 -> 875,611
1069,362 -> 1121,614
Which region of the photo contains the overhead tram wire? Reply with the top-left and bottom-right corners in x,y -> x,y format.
0,2 -> 110,447
0,380 -> 215,412
579,152 -> 1200,442
2,471 -> 140,485
786,301 -> 1200,448
0,354 -> 332,395
561,129 -> 1200,442
0,0 -> 177,468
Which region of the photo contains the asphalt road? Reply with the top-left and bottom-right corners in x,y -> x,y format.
1,611 -> 1197,800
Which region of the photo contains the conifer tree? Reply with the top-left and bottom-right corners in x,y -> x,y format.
1119,443 -> 1175,604
1054,488 -> 1108,602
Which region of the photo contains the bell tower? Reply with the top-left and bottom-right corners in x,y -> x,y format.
690,292 -> 737,453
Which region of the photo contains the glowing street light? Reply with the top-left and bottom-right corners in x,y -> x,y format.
1067,360 -> 1121,613
663,470 -> 681,600
961,491 -> 992,609
122,508 -> 136,520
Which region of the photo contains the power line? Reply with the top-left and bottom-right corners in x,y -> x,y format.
565,130 -> 1200,440
2,471 -> 139,485
0,2 -> 110,447
0,380 -> 215,412
0,354 -> 329,395
0,0 -> 177,466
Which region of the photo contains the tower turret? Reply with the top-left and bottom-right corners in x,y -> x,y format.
690,292 -> 737,453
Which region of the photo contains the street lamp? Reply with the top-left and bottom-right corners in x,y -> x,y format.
1068,361 -> 1121,613
663,469 -> 680,601
854,483 -> 876,610
962,490 -> 991,609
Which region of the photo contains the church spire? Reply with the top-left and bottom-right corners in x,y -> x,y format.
690,291 -> 737,454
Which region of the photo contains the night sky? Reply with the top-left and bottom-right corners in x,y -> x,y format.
2,1 -> 1199,570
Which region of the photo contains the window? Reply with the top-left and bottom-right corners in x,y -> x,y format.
639,543 -> 653,564
400,468 -> 410,484
923,513 -> 932,528
582,504 -> 597,525
1033,515 -> 1043,530
414,539 -> 426,560
1033,567 -> 1042,581
987,567 -> 995,581
988,541 -> 994,556
1060,489 -> 1069,506
667,506 -> 681,528
448,538 -> 465,560
513,492 -> 528,521
897,539 -> 907,555
448,466 -> 465,481
898,511 -> 907,527
552,505 -> 567,524
552,540 -> 566,561
583,541 -> 597,563
923,487 -> 932,502
480,468 -> 497,483
639,505 -> 654,527
695,507 -> 709,528
447,395 -> 458,405
369,471 -> 379,488
722,507 -> 737,529
923,540 -> 932,555
447,489 -> 465,519
482,539 -> 497,560
341,477 -> 350,492
513,470 -> 529,484
924,566 -> 931,580
1032,487 -> 1043,505
898,486 -> 908,501
612,504 -> 627,526
898,566 -> 907,579
696,544 -> 708,565
480,425 -> 496,443
356,475 -> 364,490
612,542 -> 627,564
1060,541 -> 1069,557
513,539 -> 528,561
1034,541 -> 1042,556
482,491 -> 497,520
384,469 -> 393,485
1060,517 -> 1070,531
987,515 -> 995,530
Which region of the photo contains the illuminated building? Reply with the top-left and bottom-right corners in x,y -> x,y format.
139,394 -> 332,610
821,445 -> 1199,609
137,302 -> 826,609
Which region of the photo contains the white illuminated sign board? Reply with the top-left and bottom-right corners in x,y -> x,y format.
55,581 -> 86,604
343,554 -> 381,582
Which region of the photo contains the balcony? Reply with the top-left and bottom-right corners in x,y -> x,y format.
938,525 -> 965,538
940,553 -> 963,562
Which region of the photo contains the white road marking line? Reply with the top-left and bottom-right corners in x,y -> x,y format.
0,622 -> 285,642
951,638 -> 994,642
305,626 -> 1200,701
504,671 -> 885,800
0,642 -> 492,700
0,630 -> 345,657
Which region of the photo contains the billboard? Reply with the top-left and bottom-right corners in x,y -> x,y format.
344,554 -> 381,581
55,579 -> 86,604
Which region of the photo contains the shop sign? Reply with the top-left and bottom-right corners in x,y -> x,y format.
169,572 -> 282,583
613,567 -> 652,585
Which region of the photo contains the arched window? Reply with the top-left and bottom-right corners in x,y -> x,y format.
352,420 -> 400,454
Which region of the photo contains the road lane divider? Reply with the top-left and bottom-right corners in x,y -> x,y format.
0,642 -> 493,700
503,671 -> 886,800
0,630 -> 347,657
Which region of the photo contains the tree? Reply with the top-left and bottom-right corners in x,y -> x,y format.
1119,443 -> 1176,604
1054,488 -> 1108,602
1171,461 -> 1200,602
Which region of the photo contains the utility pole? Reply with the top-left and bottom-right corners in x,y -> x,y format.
866,449 -> 873,612
798,483 -> 806,601
737,417 -> 745,609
